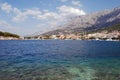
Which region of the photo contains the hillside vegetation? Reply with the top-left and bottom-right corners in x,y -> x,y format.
87,23 -> 120,34
0,31 -> 20,38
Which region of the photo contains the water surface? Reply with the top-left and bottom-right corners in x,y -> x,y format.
0,40 -> 120,80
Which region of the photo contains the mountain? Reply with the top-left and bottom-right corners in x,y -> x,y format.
87,23 -> 120,34
41,7 -> 120,36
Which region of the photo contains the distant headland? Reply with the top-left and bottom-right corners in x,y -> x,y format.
0,31 -> 20,40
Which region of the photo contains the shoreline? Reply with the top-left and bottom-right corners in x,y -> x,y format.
0,39 -> 120,42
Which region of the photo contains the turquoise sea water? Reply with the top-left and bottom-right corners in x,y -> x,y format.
0,40 -> 120,80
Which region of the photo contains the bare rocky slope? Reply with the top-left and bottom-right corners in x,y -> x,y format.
41,7 -> 120,35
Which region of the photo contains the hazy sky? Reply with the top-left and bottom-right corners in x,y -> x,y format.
0,0 -> 120,36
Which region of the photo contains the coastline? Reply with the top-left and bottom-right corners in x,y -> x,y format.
0,38 -> 119,42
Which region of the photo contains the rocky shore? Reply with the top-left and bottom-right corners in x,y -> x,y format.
0,36 -> 20,40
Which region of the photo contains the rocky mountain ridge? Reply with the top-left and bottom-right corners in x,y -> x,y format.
41,7 -> 120,35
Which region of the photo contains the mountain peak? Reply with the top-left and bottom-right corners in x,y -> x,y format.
34,6 -> 120,36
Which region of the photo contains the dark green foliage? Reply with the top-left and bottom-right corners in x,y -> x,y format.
98,23 -> 120,32
0,31 -> 20,38
87,23 -> 120,34
89,36 -> 96,39
0,31 -> 4,36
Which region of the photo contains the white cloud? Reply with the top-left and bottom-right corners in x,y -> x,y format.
71,0 -> 82,6
0,20 -> 19,33
0,3 -> 42,22
13,5 -> 86,30
1,2 -> 86,22
36,5 -> 86,31
1,2 -> 12,13
12,8 -> 27,22
37,12 -> 60,20
37,5 -> 86,20
58,5 -> 86,17
13,8 -> 42,22
0,2 -> 86,34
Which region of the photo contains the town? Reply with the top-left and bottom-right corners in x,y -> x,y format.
0,30 -> 120,41
24,30 -> 120,41
0,36 -> 19,40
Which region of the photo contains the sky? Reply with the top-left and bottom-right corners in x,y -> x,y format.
0,0 -> 120,36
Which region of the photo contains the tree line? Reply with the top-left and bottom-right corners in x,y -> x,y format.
0,31 -> 20,38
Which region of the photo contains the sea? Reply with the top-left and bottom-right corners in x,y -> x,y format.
0,40 -> 120,80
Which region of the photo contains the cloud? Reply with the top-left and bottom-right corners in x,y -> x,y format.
0,2 -> 86,34
13,5 -> 86,30
37,5 -> 86,21
37,5 -> 86,28
0,2 -> 42,22
71,0 -> 82,6
1,2 -> 12,13
58,5 -> 86,17
37,12 -> 59,20
12,8 -> 27,22
36,5 -> 86,31
0,20 -> 19,33
13,8 -> 42,22
1,2 -> 85,22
